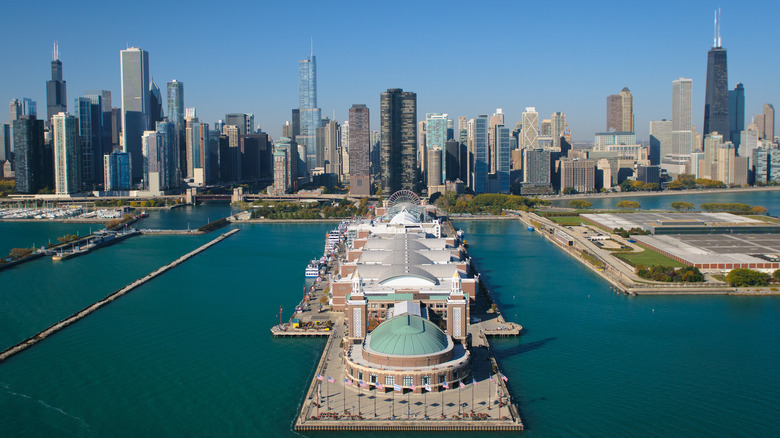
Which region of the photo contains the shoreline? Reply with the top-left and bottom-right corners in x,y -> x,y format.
541,185 -> 780,201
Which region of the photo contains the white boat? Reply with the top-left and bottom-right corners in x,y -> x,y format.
305,260 -> 320,278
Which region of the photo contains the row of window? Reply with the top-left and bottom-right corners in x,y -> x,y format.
351,369 -> 461,387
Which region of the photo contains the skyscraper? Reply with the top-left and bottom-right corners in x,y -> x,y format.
728,83 -> 745,148
426,113 -> 448,183
671,78 -> 693,173
225,113 -> 254,137
13,115 -> 45,193
471,115 -> 489,194
149,80 -> 163,126
620,88 -> 634,132
703,9 -> 729,144
756,104 -> 775,141
52,112 -> 81,194
550,112 -> 566,150
120,47 -> 150,180
606,94 -> 622,132
167,80 -> 184,180
84,90 -> 113,174
650,120 -> 672,167
298,51 -> 321,174
46,43 -> 67,125
349,104 -> 370,196
488,109 -> 504,173
380,88 -> 417,195
74,97 -> 101,190
521,108 -> 539,149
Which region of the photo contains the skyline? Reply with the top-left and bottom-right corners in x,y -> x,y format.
2,1 -> 778,142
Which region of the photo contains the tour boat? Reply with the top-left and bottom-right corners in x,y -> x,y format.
305,261 -> 320,278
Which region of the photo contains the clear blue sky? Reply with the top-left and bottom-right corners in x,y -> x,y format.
2,0 -> 777,142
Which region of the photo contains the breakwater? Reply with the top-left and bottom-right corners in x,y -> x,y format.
0,228 -> 240,364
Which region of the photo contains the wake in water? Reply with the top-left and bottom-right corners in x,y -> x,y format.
1,381 -> 92,435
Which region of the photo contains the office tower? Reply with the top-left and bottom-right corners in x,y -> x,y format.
445,138 -> 460,182
110,108 -> 121,148
156,121 -> 178,189
121,47 -> 150,179
225,113 -> 254,137
349,104 -> 370,195
670,78 -> 693,173
447,118 -> 454,140
558,158 -> 596,193
22,98 -> 37,117
141,130 -> 161,191
521,108 -> 539,149
298,50 -> 321,174
370,130 -> 381,180
650,120 -> 672,167
379,88 -> 417,195
320,119 -> 340,182
428,148 -> 442,192
471,115 -> 489,194
607,94 -> 622,132
0,124 -> 10,162
84,90 -> 113,172
46,43 -> 67,125
13,116 -> 45,193
703,9 -> 729,143
540,119 -> 551,137
184,115 -> 199,178
458,117 -> 467,134
166,80 -> 184,140
9,99 -> 22,122
198,122 -> 211,184
74,97 -> 101,190
426,113 -> 448,183
488,109 -> 504,173
104,151 -> 131,191
756,104 -> 775,141
496,126 -> 510,193
241,133 -> 271,182
550,112 -> 566,149
728,83 -> 744,148
222,125 -> 241,182
620,88 -> 634,132
149,80 -> 163,125
340,120 -> 350,178
272,137 -> 299,193
52,112 -> 81,194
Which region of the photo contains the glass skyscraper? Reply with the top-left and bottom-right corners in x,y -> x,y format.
46,43 -> 67,125
425,113 -> 448,183
703,11 -> 729,144
298,54 -> 321,174
472,115 -> 488,194
121,47 -> 150,181
728,83 -> 745,149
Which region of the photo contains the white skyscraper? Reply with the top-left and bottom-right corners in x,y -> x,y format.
670,78 -> 693,174
521,107 -> 539,149
52,112 -> 81,194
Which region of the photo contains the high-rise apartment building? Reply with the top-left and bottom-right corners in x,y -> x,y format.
471,115 -> 489,194
550,112 -> 566,149
84,90 -> 113,168
13,116 -> 45,193
426,113 -> 448,183
521,108 -> 539,149
755,104 -> 775,141
74,97 -> 101,190
46,43 -> 67,125
120,47 -> 150,180
559,158 -> 596,193
728,83 -> 745,148
703,10 -> 729,143
104,151 -> 131,191
488,109 -> 504,173
650,120 -> 672,168
298,52 -> 321,174
167,80 -> 184,177
380,88 -> 417,195
52,112 -> 81,194
349,104 -> 370,196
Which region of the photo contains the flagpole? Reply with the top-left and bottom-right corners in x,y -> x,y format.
424,388 -> 427,418
316,382 -> 320,420
441,385 -> 444,417
407,390 -> 410,419
343,378 -> 346,413
488,376 -> 491,410
458,382 -> 462,416
392,387 -> 395,418
358,383 -> 361,415
373,386 -> 376,417
327,380 -> 330,410
471,381 -> 474,413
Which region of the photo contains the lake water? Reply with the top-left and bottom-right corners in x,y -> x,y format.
0,198 -> 778,437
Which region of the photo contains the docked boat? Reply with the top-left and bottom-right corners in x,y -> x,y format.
138,211 -> 149,218
527,226 -> 535,232
305,261 -> 320,278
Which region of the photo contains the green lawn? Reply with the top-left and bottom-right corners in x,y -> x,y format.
748,215 -> 780,224
549,216 -> 582,226
616,249 -> 685,268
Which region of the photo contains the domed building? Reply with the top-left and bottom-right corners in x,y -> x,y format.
345,303 -> 471,393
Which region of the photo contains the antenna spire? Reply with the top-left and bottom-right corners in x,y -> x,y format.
52,41 -> 58,61
310,37 -> 313,57
717,7 -> 722,47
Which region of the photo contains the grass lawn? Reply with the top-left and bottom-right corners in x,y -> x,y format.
748,215 -> 780,224
549,216 -> 582,226
616,249 -> 685,268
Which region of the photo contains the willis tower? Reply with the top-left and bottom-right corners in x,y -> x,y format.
703,9 -> 729,145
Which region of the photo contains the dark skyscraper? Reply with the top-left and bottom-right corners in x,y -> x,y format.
703,9 -> 729,144
380,88 -> 417,195
46,43 -> 67,125
349,104 -> 370,196
13,116 -> 45,193
728,83 -> 744,150
121,47 -> 150,180
149,80 -> 164,125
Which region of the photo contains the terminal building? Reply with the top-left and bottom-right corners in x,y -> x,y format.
330,191 -> 473,392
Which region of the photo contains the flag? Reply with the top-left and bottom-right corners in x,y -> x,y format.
327,376 -> 335,383
377,383 -> 384,390
459,381 -> 466,389
317,374 -> 324,381
345,378 -> 352,385
394,384 -> 402,392
424,384 -> 432,392
442,381 -> 449,389
501,373 -> 508,382
360,381 -> 367,388
489,375 -> 495,383
410,385 -> 417,391
472,378 -> 478,386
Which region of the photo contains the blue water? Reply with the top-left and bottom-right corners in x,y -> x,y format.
0,201 -> 778,437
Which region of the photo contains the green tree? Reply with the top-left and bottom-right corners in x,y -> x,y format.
568,200 -> 592,209
725,269 -> 771,287
773,269 -> 780,281
671,201 -> 695,212
562,187 -> 578,195
616,200 -> 641,210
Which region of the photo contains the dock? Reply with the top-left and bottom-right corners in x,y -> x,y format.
0,228 -> 240,364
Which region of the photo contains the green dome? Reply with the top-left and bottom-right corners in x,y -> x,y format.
368,314 -> 449,356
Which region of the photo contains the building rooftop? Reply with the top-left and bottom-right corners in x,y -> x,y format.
368,314 -> 449,356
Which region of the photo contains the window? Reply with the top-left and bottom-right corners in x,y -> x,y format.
421,375 -> 430,385
403,376 -> 413,387
453,369 -> 459,380
370,374 -> 377,383
385,376 -> 395,386
439,374 -> 446,383
358,371 -> 363,381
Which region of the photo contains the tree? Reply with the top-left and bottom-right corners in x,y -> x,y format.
616,200 -> 641,210
568,200 -> 592,209
750,206 -> 768,214
773,269 -> 780,281
725,269 -> 771,287
562,187 -> 578,195
671,201 -> 695,212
